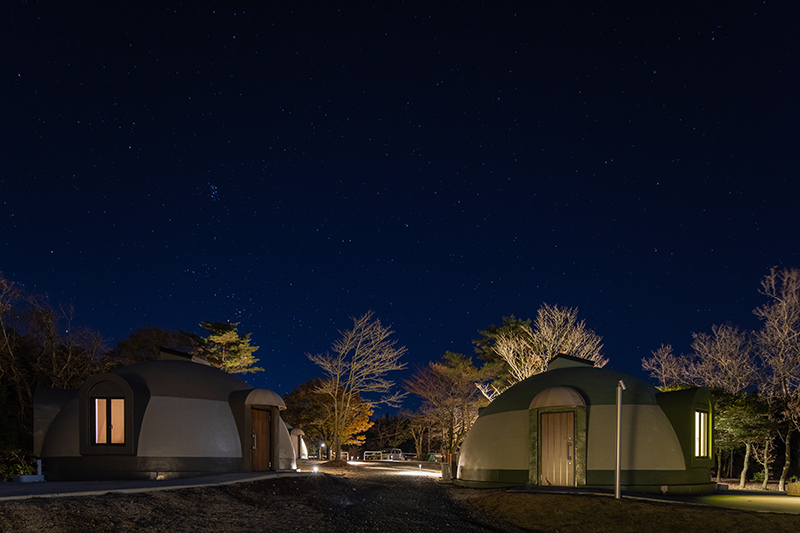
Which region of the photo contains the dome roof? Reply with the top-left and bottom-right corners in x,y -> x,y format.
112,360 -> 253,400
482,365 -> 658,417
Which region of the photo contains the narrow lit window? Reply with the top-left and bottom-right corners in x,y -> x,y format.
94,398 -> 125,444
694,410 -> 709,457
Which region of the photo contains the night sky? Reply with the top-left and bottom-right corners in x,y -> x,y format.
2,1 -> 798,405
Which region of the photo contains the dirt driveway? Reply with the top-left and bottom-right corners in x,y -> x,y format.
0,463 -> 522,533
2,463 -> 800,532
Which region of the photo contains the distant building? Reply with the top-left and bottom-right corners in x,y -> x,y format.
35,352 -> 296,480
455,355 -> 715,495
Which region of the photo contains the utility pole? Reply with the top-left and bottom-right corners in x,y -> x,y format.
615,379 -> 626,499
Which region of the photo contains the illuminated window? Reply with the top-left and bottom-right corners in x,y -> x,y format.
94,398 -> 125,445
694,410 -> 709,457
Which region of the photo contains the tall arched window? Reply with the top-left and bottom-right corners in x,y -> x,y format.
79,374 -> 134,455
694,408 -> 710,458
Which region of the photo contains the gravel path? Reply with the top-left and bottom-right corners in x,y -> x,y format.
0,468 -> 524,533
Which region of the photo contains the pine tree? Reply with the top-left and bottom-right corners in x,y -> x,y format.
184,321 -> 263,374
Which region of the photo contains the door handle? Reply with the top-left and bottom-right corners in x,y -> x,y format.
566,441 -> 572,461
252,432 -> 256,450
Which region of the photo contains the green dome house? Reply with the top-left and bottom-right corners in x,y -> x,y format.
455,355 -> 715,495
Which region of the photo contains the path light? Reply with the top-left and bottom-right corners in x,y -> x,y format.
615,379 -> 626,500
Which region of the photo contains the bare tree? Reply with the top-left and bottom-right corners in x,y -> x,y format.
642,344 -> 688,390
643,324 -> 761,487
492,326 -> 546,386
686,325 -> 757,394
643,326 -> 756,394
406,409 -> 436,460
0,274 -> 109,445
307,311 -> 406,461
754,266 -> 800,491
404,352 -> 489,457
477,304 -> 606,399
533,303 -> 607,365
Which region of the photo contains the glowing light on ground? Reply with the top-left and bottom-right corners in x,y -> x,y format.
393,470 -> 442,478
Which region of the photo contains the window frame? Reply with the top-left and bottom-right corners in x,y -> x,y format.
93,397 -> 126,446
79,374 -> 135,456
694,409 -> 710,458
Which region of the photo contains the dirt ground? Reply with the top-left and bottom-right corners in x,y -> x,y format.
1,464 -> 799,533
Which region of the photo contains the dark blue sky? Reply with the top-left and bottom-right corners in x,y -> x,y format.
2,1 -> 798,403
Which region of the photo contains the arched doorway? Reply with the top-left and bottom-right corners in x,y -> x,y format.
528,387 -> 587,487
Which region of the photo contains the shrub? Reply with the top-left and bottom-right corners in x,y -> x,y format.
0,449 -> 35,482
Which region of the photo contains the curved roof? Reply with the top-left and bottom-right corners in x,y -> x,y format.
245,388 -> 286,409
529,386 -> 586,408
482,366 -> 658,417
112,360 -> 253,400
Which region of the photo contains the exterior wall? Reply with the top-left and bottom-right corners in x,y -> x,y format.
586,405 -> 684,471
276,419 -> 296,470
137,397 -> 241,457
457,410 -> 529,484
40,399 -> 81,457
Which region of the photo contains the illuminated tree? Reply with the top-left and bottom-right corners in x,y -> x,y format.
713,392 -> 773,489
641,344 -> 688,390
307,311 -> 406,460
475,305 -> 606,399
183,321 -> 262,374
643,325 -> 757,394
754,266 -> 800,491
404,352 -> 489,456
643,324 -> 760,486
282,378 -> 374,452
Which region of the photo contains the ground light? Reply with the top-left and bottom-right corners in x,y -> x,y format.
392,471 -> 442,478
346,461 -> 442,478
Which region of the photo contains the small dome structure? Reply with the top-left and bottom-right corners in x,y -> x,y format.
456,356 -> 715,495
35,359 -> 295,481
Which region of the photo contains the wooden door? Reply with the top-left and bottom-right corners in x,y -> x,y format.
251,408 -> 272,471
540,411 -> 574,486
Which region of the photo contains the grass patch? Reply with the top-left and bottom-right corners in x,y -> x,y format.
469,492 -> 800,533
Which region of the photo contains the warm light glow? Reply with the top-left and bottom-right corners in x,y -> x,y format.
94,399 -> 107,444
695,410 -> 709,457
94,397 -> 125,444
111,398 -> 125,443
393,470 -> 442,478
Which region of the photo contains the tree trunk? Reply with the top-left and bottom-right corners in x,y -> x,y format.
728,449 -> 733,478
778,416 -> 794,491
333,403 -> 341,461
779,422 -> 792,492
762,437 -> 770,491
715,449 -> 722,483
739,443 -> 751,489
